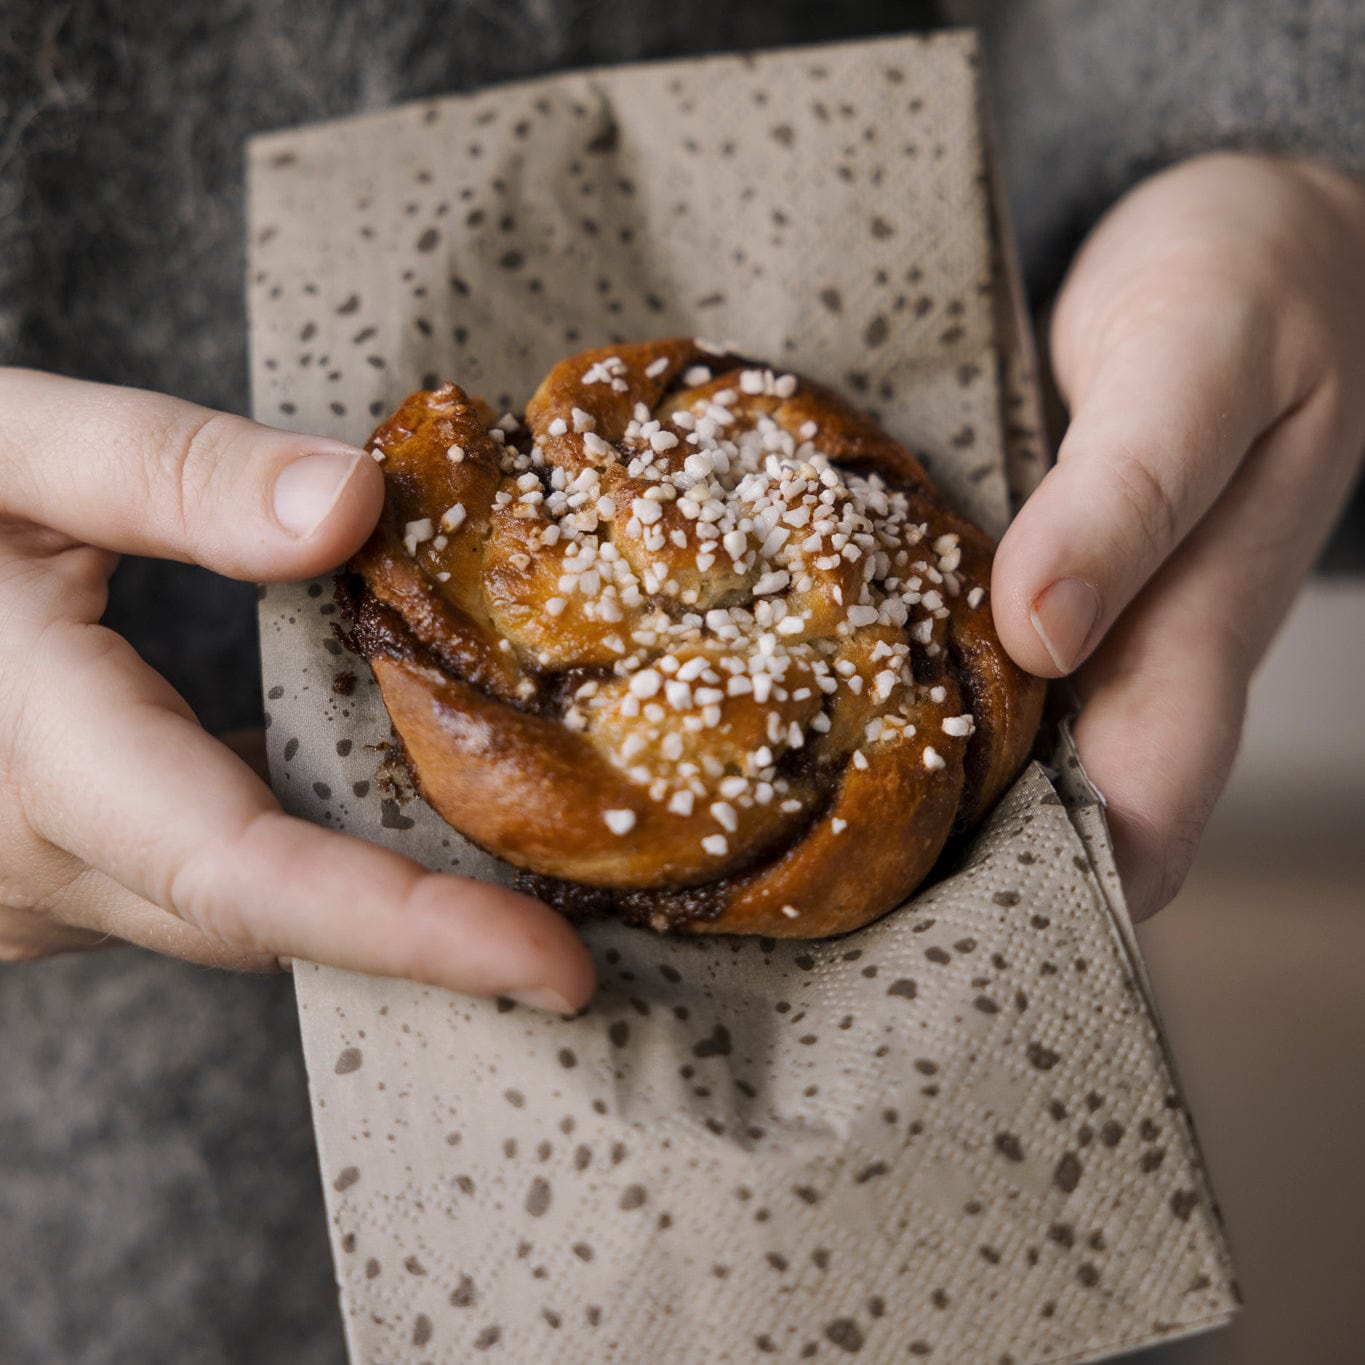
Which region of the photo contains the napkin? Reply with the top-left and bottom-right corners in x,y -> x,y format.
248,31 -> 1236,1363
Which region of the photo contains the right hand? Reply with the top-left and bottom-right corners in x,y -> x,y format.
0,369 -> 595,1012
992,154 -> 1365,919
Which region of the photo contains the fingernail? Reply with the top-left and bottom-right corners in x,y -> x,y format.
1030,577 -> 1101,674
504,985 -> 576,1014
273,449 -> 366,537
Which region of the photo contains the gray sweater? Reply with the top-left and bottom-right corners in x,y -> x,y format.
1,3 -> 1360,1360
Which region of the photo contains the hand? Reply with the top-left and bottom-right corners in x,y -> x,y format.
0,371 -> 594,1010
993,153 -> 1365,919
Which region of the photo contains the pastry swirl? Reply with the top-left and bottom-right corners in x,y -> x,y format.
342,339 -> 1044,937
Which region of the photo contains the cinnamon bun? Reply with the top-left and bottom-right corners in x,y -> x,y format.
341,339 -> 1044,937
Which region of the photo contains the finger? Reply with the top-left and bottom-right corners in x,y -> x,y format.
0,369 -> 383,581
19,625 -> 596,1010
1072,598 -> 1246,921
993,294 -> 1294,678
35,865 -> 284,972
220,726 -> 269,780
1074,379 -> 1361,918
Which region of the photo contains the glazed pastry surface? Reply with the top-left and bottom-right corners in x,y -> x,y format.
344,339 -> 1044,936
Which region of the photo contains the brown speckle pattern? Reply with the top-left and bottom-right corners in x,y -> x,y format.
272,764 -> 1235,1362
249,31 -> 1235,1365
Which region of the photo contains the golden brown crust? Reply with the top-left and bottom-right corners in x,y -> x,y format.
343,339 -> 1044,937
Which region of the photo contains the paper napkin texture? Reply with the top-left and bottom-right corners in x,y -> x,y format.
248,31 -> 1236,1364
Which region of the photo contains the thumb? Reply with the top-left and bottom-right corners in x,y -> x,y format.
0,368 -> 384,580
988,166 -> 1315,682
991,274 -> 1288,679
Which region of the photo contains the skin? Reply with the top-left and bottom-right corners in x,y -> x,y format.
0,378 -> 595,1010
993,154 -> 1365,919
1,153 -> 1362,999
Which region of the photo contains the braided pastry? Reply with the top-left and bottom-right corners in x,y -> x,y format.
341,339 -> 1044,937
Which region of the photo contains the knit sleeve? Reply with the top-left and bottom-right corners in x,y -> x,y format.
970,0 -> 1364,304
968,0 -> 1365,573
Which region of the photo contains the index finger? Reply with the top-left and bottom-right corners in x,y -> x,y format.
19,623 -> 595,1011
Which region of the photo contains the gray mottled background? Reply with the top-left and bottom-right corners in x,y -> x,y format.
0,1 -> 1360,1360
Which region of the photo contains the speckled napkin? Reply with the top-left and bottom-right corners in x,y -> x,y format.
247,32 -> 1236,1364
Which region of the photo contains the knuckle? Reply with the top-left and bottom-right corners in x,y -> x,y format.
13,624 -> 128,790
0,670 -> 32,803
368,868 -> 440,985
157,409 -> 244,546
165,807 -> 275,955
5,542 -> 113,628
1105,448 -> 1183,556
0,624 -> 79,825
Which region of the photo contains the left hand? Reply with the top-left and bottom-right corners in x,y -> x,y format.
0,372 -> 593,1010
992,152 -> 1365,919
